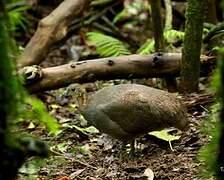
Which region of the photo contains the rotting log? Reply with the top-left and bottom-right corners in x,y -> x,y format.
22,53 -> 216,93
18,0 -> 90,68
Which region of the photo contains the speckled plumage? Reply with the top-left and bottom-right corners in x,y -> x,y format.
82,84 -> 188,142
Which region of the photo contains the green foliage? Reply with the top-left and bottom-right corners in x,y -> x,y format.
198,48 -> 224,178
61,124 -> 99,136
86,30 -> 184,57
198,103 -> 220,178
51,141 -> 92,157
91,0 -> 114,6
19,158 -> 47,176
86,32 -> 131,57
149,130 -> 181,142
7,4 -> 29,30
113,0 -> 150,24
164,29 -> 184,43
22,96 -> 59,135
113,9 -> 126,24
209,47 -> 224,93
210,55 -> 221,92
0,3 -> 58,179
149,129 -> 181,151
0,4 -> 44,178
137,30 -> 184,54
203,27 -> 210,35
137,39 -> 154,54
3,0 -> 29,31
0,2 -> 21,126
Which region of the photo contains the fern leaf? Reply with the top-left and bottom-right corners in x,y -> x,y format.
137,29 -> 184,55
8,5 -> 29,30
113,9 -> 126,24
86,32 -> 131,57
164,29 -> 184,43
137,39 -> 155,55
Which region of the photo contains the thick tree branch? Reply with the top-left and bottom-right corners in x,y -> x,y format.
18,0 -> 90,67
23,53 -> 215,93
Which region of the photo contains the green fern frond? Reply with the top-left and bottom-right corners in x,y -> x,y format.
164,29 -> 184,43
137,39 -> 154,55
113,9 -> 126,24
7,3 -> 29,30
86,32 -> 131,57
137,29 -> 184,55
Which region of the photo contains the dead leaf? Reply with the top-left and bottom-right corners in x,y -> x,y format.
27,122 -> 35,129
69,169 -> 85,179
148,130 -> 181,151
57,176 -> 70,180
144,168 -> 154,180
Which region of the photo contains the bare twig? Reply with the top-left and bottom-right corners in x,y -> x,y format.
50,148 -> 97,170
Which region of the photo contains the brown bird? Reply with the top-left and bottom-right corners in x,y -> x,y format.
81,84 -> 188,155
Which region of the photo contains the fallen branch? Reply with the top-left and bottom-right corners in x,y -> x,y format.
18,0 -> 90,67
182,93 -> 215,111
23,53 -> 216,93
50,148 -> 97,170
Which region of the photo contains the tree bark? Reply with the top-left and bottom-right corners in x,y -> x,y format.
151,0 -> 177,92
164,0 -> 173,31
18,0 -> 91,68
180,0 -> 208,93
151,0 -> 164,52
22,53 -> 215,93
206,0 -> 218,24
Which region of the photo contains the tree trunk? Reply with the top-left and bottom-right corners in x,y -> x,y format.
0,2 -> 27,179
151,0 -> 177,92
180,0 -> 207,93
151,0 -> 164,52
164,0 -> 173,31
206,0 -> 218,24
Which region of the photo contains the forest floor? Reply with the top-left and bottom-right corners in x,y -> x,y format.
17,39 -> 215,180
17,81 -> 214,180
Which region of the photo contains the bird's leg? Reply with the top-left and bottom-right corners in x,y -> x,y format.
118,141 -> 128,160
128,139 -> 135,158
118,140 -> 136,160
121,141 -> 127,150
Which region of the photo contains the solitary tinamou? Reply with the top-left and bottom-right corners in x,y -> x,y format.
81,84 -> 188,154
